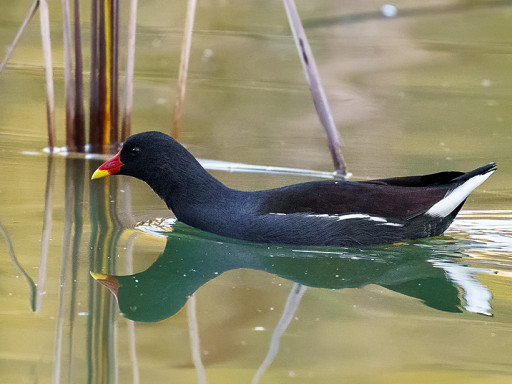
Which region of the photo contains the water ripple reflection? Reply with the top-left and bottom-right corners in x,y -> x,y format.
449,210 -> 512,272
91,211 -> 512,322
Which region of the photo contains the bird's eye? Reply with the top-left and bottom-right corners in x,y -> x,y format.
131,147 -> 140,155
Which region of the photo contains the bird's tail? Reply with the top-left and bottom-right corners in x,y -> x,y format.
451,162 -> 497,183
425,162 -> 496,218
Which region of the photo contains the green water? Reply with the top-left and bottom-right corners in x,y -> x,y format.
1,1 -> 512,383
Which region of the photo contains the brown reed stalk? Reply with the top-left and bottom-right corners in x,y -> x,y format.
100,0 -> 111,148
89,0 -> 121,153
110,0 -> 120,147
172,0 -> 197,140
39,0 -> 57,151
283,0 -> 348,178
74,0 -> 85,150
62,0 -> 76,151
89,0 -> 101,152
0,0 -> 39,75
121,0 -> 139,142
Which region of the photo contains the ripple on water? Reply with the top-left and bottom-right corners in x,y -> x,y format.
448,210 -> 512,273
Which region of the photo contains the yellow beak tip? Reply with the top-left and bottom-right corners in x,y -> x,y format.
90,271 -> 109,281
91,169 -> 111,180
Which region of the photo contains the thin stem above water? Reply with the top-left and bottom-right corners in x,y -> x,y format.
172,0 -> 197,141
283,0 -> 348,178
0,0 -> 39,75
39,0 -> 56,151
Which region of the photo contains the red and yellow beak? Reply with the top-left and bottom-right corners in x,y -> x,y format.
90,271 -> 120,296
91,150 -> 123,180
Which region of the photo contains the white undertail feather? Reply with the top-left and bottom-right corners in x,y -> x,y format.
426,171 -> 495,218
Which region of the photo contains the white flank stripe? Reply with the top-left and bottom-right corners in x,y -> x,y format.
381,222 -> 404,227
336,214 -> 371,221
268,212 -> 403,227
368,216 -> 387,223
426,171 -> 495,218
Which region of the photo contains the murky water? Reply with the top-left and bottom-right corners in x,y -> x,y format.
1,1 -> 512,383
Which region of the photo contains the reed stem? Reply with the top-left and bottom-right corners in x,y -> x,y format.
89,0 -> 101,152
62,0 -> 76,151
74,0 -> 86,150
0,1 -> 39,75
39,0 -> 57,151
110,0 -> 120,147
121,0 -> 139,141
89,0 -> 120,153
172,0 -> 197,140
102,0 -> 112,147
283,0 -> 348,178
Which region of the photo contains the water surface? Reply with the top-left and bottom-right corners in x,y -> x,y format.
0,1 -> 511,383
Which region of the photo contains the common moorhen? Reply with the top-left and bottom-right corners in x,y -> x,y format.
91,131 -> 496,247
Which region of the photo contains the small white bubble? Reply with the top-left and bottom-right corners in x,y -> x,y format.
201,48 -> 213,62
254,326 -> 265,331
381,4 -> 397,17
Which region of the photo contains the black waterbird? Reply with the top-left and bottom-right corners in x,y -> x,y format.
92,131 -> 496,247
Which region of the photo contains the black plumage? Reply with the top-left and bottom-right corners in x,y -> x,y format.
92,131 -> 496,247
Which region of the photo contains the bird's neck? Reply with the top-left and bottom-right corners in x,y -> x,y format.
149,160 -> 239,223
172,176 -> 245,233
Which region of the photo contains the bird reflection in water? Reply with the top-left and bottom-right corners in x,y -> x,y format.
92,219 -> 493,322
